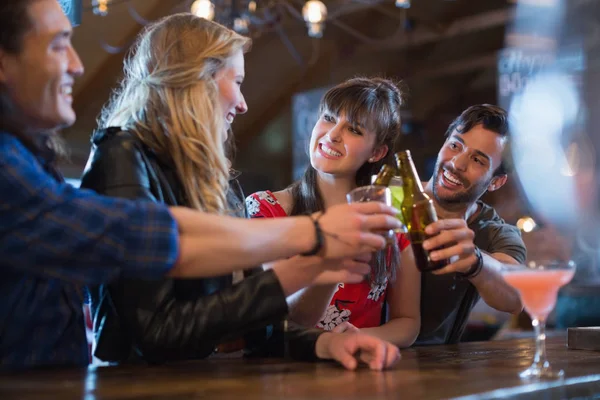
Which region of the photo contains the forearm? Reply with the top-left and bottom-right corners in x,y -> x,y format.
361,317 -> 420,348
264,257 -> 338,325
469,253 -> 523,314
287,284 -> 339,327
170,207 -> 313,277
271,258 -> 324,298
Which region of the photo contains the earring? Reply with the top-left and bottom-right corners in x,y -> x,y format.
369,158 -> 375,162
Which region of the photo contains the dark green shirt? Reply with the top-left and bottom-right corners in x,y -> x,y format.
415,201 -> 526,346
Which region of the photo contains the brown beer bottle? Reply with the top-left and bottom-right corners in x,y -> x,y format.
395,150 -> 447,272
372,164 -> 396,186
369,164 -> 397,246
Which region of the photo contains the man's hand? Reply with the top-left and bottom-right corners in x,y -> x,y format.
423,219 -> 477,275
315,332 -> 400,370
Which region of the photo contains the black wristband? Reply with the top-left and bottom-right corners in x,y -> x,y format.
457,246 -> 484,279
301,214 -> 324,256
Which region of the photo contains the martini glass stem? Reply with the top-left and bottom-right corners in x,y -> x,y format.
531,317 -> 550,371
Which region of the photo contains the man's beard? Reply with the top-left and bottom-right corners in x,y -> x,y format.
431,162 -> 490,207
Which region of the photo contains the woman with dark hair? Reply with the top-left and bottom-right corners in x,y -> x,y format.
247,77 -> 421,348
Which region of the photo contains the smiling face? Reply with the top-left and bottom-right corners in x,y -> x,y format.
0,0 -> 84,132
432,123 -> 508,207
309,111 -> 388,179
215,49 -> 247,143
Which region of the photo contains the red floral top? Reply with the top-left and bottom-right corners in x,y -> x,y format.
246,191 -> 410,330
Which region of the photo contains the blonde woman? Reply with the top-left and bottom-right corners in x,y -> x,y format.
80,14 -> 400,370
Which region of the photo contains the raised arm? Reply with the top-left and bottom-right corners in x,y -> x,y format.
1,135 -> 401,284
423,219 -> 525,314
0,137 -> 178,285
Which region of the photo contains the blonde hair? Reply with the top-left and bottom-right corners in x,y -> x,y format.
99,14 -> 251,213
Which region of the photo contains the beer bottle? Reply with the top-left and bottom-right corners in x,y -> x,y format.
395,150 -> 447,272
372,164 -> 396,186
368,164 -> 397,246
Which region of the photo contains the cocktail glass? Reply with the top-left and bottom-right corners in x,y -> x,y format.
501,259 -> 576,380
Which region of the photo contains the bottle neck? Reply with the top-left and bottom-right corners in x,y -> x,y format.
373,165 -> 395,186
399,156 -> 425,195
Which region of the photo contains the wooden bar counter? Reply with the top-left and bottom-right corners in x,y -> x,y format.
1,337 -> 599,399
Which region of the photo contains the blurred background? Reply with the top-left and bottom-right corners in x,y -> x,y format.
58,0 -> 600,340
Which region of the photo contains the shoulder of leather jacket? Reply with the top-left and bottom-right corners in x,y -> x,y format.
82,127 -> 155,193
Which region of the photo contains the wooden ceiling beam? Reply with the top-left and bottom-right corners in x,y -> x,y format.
356,7 -> 516,54
409,77 -> 468,121
410,52 -> 498,81
234,41 -> 336,150
467,68 -> 499,91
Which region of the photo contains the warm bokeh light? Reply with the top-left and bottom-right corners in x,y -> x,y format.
302,0 -> 327,38
248,0 -> 257,13
191,0 -> 215,21
302,0 -> 327,24
517,217 -> 537,233
92,0 -> 109,16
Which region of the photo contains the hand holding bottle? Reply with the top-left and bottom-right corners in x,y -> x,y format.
423,218 -> 478,275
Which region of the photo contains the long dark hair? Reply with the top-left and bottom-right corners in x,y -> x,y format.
289,77 -> 404,284
0,0 -> 33,137
0,0 -> 66,163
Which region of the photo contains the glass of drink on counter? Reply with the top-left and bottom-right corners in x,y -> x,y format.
501,259 -> 576,380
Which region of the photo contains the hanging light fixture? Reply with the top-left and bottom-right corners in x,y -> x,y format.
91,0 -> 110,16
191,0 -> 215,21
88,0 -> 404,65
302,0 -> 327,38
395,0 -> 411,8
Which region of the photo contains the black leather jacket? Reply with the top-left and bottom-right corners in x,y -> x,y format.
80,127 -> 322,364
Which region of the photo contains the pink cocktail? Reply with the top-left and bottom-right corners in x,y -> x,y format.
503,269 -> 575,319
501,260 -> 576,380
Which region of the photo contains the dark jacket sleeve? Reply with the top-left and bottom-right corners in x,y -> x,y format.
111,271 -> 290,362
248,320 -> 324,361
80,132 -> 291,363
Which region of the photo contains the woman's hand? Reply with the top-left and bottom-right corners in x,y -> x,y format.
311,252 -> 373,285
315,332 -> 400,370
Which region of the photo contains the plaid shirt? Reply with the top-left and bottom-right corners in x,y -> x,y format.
0,132 -> 179,369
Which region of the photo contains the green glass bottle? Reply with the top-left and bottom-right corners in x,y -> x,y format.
372,164 -> 396,186
395,150 -> 447,272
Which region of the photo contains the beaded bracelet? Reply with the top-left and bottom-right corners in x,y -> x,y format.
301,214 -> 324,256
457,246 -> 484,280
